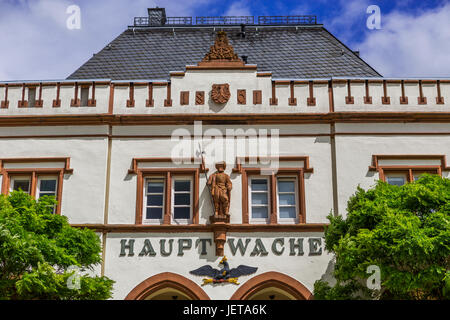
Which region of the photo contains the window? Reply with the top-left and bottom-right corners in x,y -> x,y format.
144,178 -> 165,223
234,156 -> 312,224
143,177 -> 194,224
37,176 -> 58,198
36,176 -> 58,213
11,176 -> 31,193
245,172 -> 304,224
80,87 -> 89,106
9,175 -> 59,212
383,169 -> 439,186
277,177 -> 298,221
249,177 -> 270,222
172,177 -> 193,223
1,157 -> 73,215
369,155 -> 447,186
28,87 -> 36,108
137,170 -> 198,225
386,174 -> 407,186
130,158 -> 202,225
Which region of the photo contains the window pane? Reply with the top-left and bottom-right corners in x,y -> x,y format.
279,207 -> 296,219
147,194 -> 163,206
251,206 -> 268,219
13,180 -> 30,193
39,192 -> 56,198
251,192 -> 268,205
279,194 -> 295,206
413,172 -> 433,181
174,193 -> 190,205
387,176 -> 406,186
40,179 -> 57,192
80,88 -> 89,106
146,207 -> 163,219
278,180 -> 295,192
174,207 -> 190,219
28,88 -> 36,107
174,180 -> 190,192
251,179 -> 267,191
148,181 -> 164,193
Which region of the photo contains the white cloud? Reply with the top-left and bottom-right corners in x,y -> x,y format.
357,3 -> 450,77
224,0 -> 252,17
0,0 -> 212,81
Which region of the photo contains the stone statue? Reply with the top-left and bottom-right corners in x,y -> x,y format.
207,161 -> 232,218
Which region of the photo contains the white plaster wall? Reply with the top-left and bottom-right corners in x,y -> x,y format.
2,79 -> 449,115
334,81 -> 450,112
0,129 -> 108,224
104,232 -> 331,300
113,71 -> 329,114
0,84 -> 109,115
335,122 -> 450,134
335,126 -> 450,217
107,124 -> 333,225
0,125 -> 109,136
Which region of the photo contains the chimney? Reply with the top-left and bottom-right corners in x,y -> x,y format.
147,7 -> 166,26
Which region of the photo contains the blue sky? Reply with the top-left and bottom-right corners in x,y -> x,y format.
0,0 -> 449,80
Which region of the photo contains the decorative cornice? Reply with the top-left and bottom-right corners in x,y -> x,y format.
70,223 -> 328,233
2,112 -> 450,126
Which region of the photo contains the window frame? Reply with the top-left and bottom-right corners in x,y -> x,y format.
369,155 -> 447,184
381,168 -> 440,184
10,175 -> 32,194
241,168 -> 306,225
171,175 -> 194,225
0,157 -> 73,215
134,166 -> 200,225
80,86 -> 90,107
27,87 -> 36,108
276,176 -> 299,223
142,176 -> 166,224
248,176 -> 271,224
36,175 -> 59,213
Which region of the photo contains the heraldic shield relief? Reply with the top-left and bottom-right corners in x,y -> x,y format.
211,84 -> 231,104
190,256 -> 257,285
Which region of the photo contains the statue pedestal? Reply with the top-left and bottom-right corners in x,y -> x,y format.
209,215 -> 230,256
209,214 -> 230,224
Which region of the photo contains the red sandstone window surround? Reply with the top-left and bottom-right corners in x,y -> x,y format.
368,155 -> 449,186
0,158 -> 73,214
129,158 -> 205,225
233,156 -> 313,224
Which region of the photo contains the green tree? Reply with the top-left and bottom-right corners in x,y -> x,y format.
0,191 -> 114,299
314,174 -> 450,300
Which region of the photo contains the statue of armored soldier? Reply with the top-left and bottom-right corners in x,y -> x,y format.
207,161 -> 232,219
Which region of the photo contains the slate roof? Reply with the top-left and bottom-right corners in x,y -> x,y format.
67,25 -> 381,80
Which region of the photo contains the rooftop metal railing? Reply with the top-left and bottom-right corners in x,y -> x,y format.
133,15 -> 317,26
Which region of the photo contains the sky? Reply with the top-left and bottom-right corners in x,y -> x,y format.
0,0 -> 449,81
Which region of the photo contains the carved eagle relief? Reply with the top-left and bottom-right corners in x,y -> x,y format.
190,256 -> 258,285
211,84 -> 231,104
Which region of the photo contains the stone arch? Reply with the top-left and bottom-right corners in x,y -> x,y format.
230,271 -> 313,300
125,272 -> 210,300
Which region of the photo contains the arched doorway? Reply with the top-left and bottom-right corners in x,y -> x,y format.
125,272 -> 210,300
230,272 -> 313,300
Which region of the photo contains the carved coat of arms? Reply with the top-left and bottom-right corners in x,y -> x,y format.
211,84 -> 231,104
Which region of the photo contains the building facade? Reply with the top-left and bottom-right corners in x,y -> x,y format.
1,8 -> 449,300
